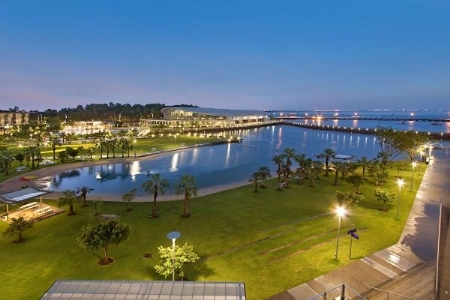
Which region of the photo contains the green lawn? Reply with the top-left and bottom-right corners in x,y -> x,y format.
0,162 -> 424,299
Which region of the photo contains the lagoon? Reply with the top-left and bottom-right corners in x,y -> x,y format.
47,125 -> 386,197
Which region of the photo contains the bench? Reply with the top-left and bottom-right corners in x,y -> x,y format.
19,202 -> 38,211
16,166 -> 26,172
33,207 -> 53,217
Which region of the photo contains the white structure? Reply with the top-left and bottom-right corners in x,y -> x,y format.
141,107 -> 269,128
61,121 -> 112,135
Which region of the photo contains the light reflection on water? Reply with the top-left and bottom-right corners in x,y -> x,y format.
47,125 -> 446,197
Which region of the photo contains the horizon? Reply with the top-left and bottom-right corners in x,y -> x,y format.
1,1 -> 449,111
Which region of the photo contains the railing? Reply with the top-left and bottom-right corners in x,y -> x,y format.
308,284 -> 367,300
365,284 -> 414,299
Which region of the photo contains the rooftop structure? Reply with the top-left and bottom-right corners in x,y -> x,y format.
41,280 -> 246,299
141,107 -> 269,128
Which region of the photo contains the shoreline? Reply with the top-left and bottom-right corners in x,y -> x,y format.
0,144 -> 253,202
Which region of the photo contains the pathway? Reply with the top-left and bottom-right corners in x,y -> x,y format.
268,147 -> 450,299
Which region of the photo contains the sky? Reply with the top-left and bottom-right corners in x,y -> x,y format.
0,0 -> 449,112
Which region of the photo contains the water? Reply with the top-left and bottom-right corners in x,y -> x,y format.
46,120 -> 449,197
47,125 -> 382,196
271,109 -> 450,134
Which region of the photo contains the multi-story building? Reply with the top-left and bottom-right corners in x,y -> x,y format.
0,110 -> 29,127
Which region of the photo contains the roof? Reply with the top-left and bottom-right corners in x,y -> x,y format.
0,187 -> 51,204
41,280 -> 246,300
162,107 -> 267,117
334,154 -> 354,160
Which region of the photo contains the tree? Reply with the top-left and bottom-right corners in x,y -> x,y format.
374,188 -> 396,211
3,216 -> 34,243
122,188 -> 137,211
154,242 -> 200,280
257,166 -> 271,187
250,171 -> 262,192
346,174 -> 364,194
49,135 -> 60,160
282,148 -> 296,185
58,190 -> 78,215
78,220 -> 131,265
76,186 -> 92,207
336,190 -> 364,208
175,175 -> 198,217
142,173 -> 169,218
65,146 -> 81,160
357,156 -> 369,179
272,154 -> 284,188
14,152 -> 25,165
322,148 -> 336,176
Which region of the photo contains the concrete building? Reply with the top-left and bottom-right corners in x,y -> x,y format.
141,107 -> 269,128
0,110 -> 29,127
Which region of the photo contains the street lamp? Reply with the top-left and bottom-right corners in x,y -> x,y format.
410,162 -> 417,191
133,139 -> 136,157
335,206 -> 346,260
418,150 -> 423,175
166,231 -> 180,281
396,178 -> 404,220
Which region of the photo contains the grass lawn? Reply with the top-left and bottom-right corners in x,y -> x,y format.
0,161 -> 424,299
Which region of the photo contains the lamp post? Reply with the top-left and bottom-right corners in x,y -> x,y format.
396,178 -> 404,220
166,231 -> 180,281
335,206 -> 346,260
133,139 -> 136,157
410,162 -> 417,191
418,150 -> 423,175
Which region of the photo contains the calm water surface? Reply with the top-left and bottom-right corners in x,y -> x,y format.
47,125 -> 390,197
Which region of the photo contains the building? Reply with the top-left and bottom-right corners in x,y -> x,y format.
141,107 -> 269,128
60,121 -> 113,135
0,110 -> 29,127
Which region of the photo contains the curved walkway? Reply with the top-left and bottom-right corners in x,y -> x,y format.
268,148 -> 450,299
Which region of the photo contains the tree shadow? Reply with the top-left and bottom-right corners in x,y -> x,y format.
399,203 -> 439,262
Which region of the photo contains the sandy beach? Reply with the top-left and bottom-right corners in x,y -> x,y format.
0,151 -> 252,202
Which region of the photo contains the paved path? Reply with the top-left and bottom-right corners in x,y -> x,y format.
268,147 -> 450,300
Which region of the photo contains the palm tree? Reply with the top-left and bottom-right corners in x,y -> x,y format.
122,188 -> 137,211
142,173 -> 169,218
283,148 -> 296,186
3,216 -> 34,243
250,171 -> 262,192
333,162 -> 346,186
272,154 -> 284,187
357,156 -> 369,179
50,135 -> 60,160
76,186 -> 92,207
175,175 -> 198,217
257,166 -> 271,187
58,190 -> 78,215
322,148 -> 336,176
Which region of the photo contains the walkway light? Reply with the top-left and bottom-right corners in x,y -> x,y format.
410,162 -> 417,191
167,231 -> 180,281
396,179 -> 404,220
335,206 -> 346,260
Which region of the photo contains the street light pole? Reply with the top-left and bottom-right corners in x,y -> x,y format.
410,162 -> 417,191
335,206 -> 346,260
396,178 -> 404,220
166,231 -> 180,281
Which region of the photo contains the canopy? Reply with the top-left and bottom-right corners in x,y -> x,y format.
334,154 -> 354,160
41,280 -> 246,300
0,187 -> 51,205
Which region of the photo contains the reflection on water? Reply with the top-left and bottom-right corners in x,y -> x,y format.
47,125 -> 447,197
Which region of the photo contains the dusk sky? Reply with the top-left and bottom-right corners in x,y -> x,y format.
1,1 -> 449,112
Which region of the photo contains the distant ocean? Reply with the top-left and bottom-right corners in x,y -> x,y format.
267,109 -> 450,134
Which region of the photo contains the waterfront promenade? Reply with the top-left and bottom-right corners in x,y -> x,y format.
268,147 -> 450,299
